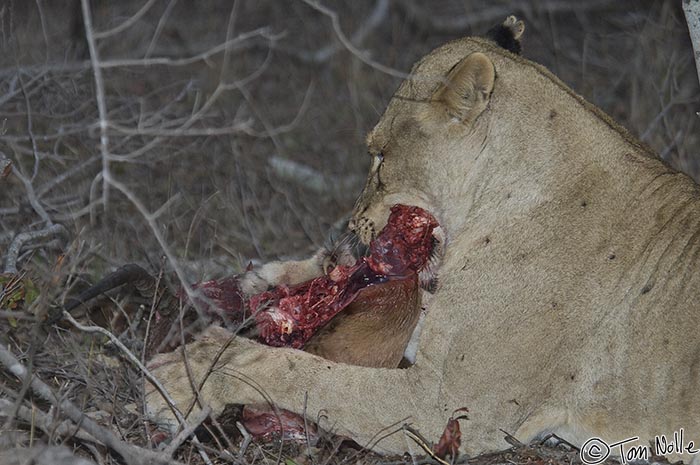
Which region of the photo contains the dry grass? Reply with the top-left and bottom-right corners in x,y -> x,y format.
0,1 -> 698,464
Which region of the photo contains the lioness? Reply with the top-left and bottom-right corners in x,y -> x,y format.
146,17 -> 700,462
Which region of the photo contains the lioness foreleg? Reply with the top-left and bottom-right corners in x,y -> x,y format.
145,326 -> 441,453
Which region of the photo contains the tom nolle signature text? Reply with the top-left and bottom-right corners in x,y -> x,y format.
580,429 -> 697,464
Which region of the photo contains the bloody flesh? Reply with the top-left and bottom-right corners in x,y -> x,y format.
189,276 -> 245,321
166,204 -> 438,444
240,405 -> 318,442
251,204 -> 438,348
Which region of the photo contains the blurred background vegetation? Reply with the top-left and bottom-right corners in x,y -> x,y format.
1,0 -> 698,285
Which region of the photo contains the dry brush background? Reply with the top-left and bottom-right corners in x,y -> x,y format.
0,1 -> 698,464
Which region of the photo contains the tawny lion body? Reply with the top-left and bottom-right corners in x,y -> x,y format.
146,19 -> 700,462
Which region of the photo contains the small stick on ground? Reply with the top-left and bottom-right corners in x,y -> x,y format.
0,398 -> 96,443
236,421 -> 253,457
499,428 -> 523,447
165,406 -> 212,456
0,343 -> 181,465
61,311 -> 214,465
402,424 -> 450,465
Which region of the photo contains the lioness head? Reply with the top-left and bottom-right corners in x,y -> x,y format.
349,19 -> 536,249
349,45 -> 494,243
352,16 -> 634,275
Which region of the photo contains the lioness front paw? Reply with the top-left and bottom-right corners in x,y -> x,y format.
144,327 -> 266,431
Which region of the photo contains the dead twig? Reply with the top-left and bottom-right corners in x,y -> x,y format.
283,0 -> 389,64
9,165 -> 53,226
268,155 -> 363,194
300,0 -> 409,79
0,151 -> 12,179
0,343 -> 182,465
93,0 -> 158,40
144,0 -> 178,59
500,428 -> 524,447
61,310 -> 214,465
94,28 -> 279,69
0,445 -> 97,465
0,310 -> 37,321
61,312 -> 182,425
236,421 -> 252,457
3,224 -> 67,274
397,0 -> 631,34
106,119 -> 253,137
402,424 -> 450,465
683,0 -> 700,88
164,405 -> 211,456
80,0 -> 112,210
0,398 -> 96,443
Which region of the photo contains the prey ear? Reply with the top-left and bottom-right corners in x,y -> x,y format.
433,52 -> 495,124
485,16 -> 525,54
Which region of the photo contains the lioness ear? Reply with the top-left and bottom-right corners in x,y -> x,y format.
433,52 -> 495,124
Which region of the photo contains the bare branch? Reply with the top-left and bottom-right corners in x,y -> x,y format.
683,0 -> 700,89
10,165 -> 53,225
236,421 -> 252,457
144,0 -> 178,59
288,0 -> 389,63
0,445 -> 97,465
61,312 -> 184,427
268,155 -> 363,194
396,0 -> 634,34
93,0 -> 159,40
81,0 -> 112,210
36,155 -> 99,198
106,120 -> 253,137
300,0 -> 409,79
0,28 -> 277,77
62,310 -> 215,465
34,0 -> 50,63
4,224 -> 67,274
0,343 -> 182,465
0,398 -> 96,443
0,152 -> 11,179
163,405 -> 211,456
97,28 -> 278,69
0,310 -> 37,321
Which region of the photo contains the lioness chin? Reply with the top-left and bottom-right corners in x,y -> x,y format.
146,16 -> 700,463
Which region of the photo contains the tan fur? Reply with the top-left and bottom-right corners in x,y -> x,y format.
433,52 -> 494,123
304,276 -> 421,368
146,26 -> 700,463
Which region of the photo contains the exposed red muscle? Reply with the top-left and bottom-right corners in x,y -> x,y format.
240,405 -> 318,442
172,204 -> 438,443
250,205 -> 438,348
189,275 -> 246,325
